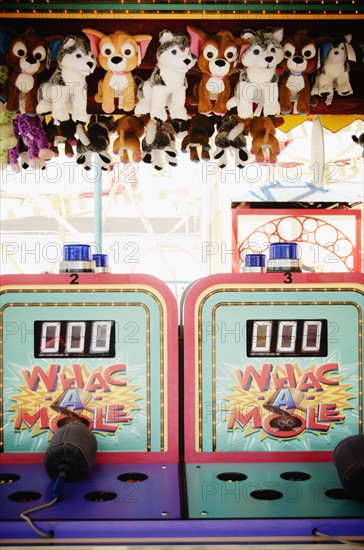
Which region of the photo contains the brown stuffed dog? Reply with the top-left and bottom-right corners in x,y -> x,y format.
44,118 -> 77,158
113,114 -> 150,163
2,28 -> 62,114
83,29 -> 152,113
247,116 -> 285,164
180,114 -> 216,163
187,26 -> 246,116
279,30 -> 318,115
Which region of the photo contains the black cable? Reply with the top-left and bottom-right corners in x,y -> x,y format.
19,470 -> 67,538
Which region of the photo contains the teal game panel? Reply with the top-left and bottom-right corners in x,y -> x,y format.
183,274 -> 363,521
183,274 -> 363,460
185,462 -> 364,519
1,274 -> 178,460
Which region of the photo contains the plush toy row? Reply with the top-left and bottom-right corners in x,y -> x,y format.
0,109 -> 289,172
0,25 -> 358,125
2,109 -> 363,173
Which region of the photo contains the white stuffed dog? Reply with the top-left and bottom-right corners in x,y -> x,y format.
311,33 -> 356,105
135,30 -> 196,121
142,118 -> 179,171
37,35 -> 96,123
227,28 -> 284,118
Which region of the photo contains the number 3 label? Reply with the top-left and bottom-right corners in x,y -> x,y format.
283,272 -> 292,284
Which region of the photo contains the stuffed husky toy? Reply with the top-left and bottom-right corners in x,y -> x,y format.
135,30 -> 196,121
227,28 -> 284,118
0,28 -> 62,115
279,30 -> 318,115
142,118 -> 179,171
76,115 -> 114,171
311,33 -> 356,106
83,28 -> 152,113
187,26 -> 246,116
213,114 -> 249,169
37,35 -> 96,124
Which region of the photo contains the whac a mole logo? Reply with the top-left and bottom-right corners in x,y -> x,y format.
10,363 -> 142,439
225,362 -> 355,440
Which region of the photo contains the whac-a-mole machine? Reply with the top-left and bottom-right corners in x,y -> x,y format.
0,268 -> 180,544
1,267 -> 363,545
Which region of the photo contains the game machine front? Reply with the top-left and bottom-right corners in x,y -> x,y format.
0,268 -> 180,543
182,271 -> 364,545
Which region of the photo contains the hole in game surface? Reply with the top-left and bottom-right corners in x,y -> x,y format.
280,471 -> 311,481
250,489 -> 283,501
325,488 -> 351,500
8,491 -> 41,503
84,491 -> 117,502
0,474 -> 21,484
118,473 -> 148,483
217,472 -> 247,482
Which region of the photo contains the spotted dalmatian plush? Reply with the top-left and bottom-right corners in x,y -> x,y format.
37,35 -> 96,124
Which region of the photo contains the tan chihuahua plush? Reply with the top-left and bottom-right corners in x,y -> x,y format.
247,116 -> 285,164
113,114 -> 150,164
83,29 -> 152,113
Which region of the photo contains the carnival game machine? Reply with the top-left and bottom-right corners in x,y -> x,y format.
182,271 -> 364,545
0,269 -> 180,544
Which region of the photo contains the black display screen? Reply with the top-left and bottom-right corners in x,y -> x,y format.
246,319 -> 327,357
34,320 -> 115,358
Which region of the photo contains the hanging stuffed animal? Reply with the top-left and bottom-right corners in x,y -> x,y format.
82,28 -> 152,113
227,28 -> 284,118
37,35 -> 96,124
180,113 -> 216,162
44,118 -> 78,158
135,30 -> 196,121
279,30 -> 318,115
0,103 -> 17,170
0,66 -> 17,169
0,28 -> 62,115
186,26 -> 246,116
75,115 -> 114,171
9,113 -> 55,171
113,114 -> 150,164
246,116 -> 285,164
142,118 -> 179,171
0,65 -> 9,102
213,114 -> 249,169
352,133 -> 364,158
311,33 -> 356,106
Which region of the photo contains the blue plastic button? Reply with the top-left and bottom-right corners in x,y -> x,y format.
245,254 -> 266,267
92,254 -> 109,268
63,244 -> 92,262
269,243 -> 299,260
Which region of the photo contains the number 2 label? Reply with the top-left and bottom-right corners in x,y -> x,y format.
69,274 -> 79,284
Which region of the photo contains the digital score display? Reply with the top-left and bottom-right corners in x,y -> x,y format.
34,320 -> 115,358
247,319 -> 327,357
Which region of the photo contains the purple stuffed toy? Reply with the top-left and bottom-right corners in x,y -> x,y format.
9,114 -> 55,171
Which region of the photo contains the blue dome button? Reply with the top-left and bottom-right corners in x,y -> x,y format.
245,254 -> 266,267
63,244 -> 92,262
269,242 -> 299,260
